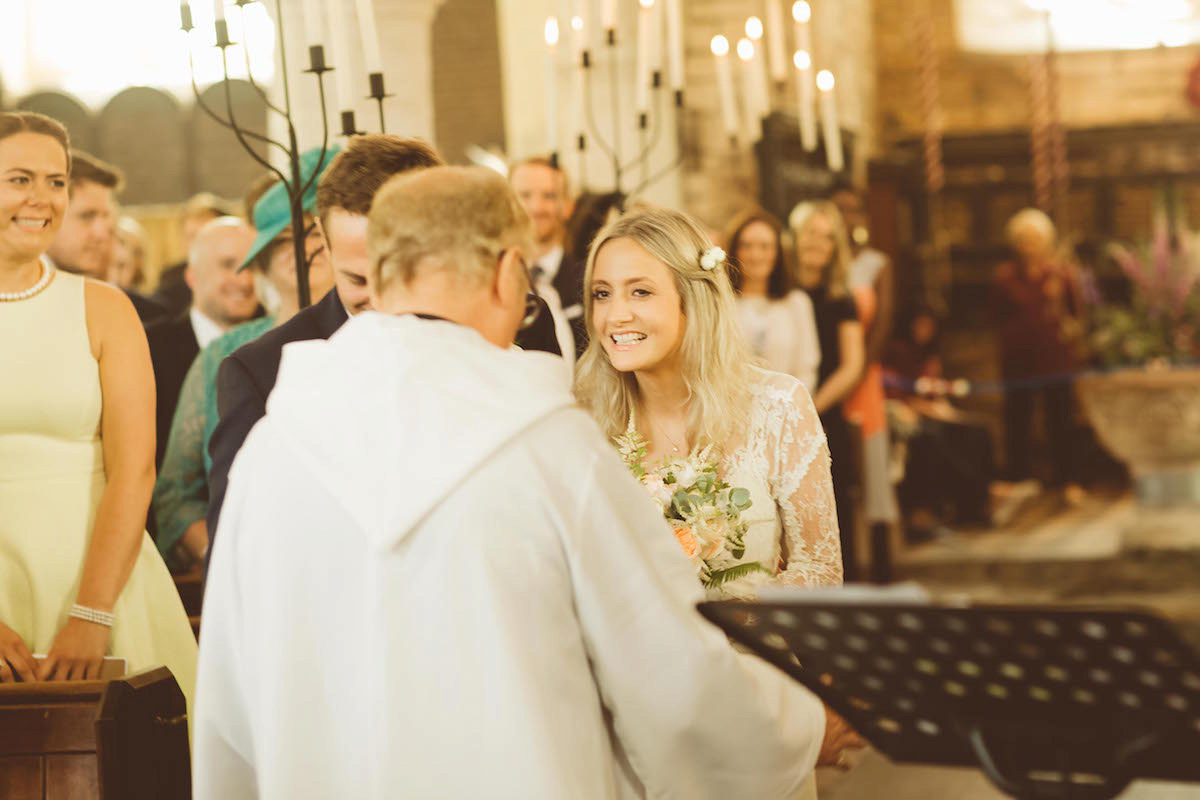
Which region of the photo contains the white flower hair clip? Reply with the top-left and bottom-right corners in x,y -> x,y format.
699,246 -> 725,271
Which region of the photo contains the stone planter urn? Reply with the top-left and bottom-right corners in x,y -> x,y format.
1077,367 -> 1200,509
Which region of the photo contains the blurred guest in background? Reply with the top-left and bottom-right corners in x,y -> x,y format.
829,183 -> 899,583
144,217 -> 257,473
151,192 -> 232,317
884,307 -> 996,539
46,150 -> 164,322
726,207 -> 820,393
510,157 -> 585,362
992,208 -> 1081,500
791,201 -> 864,581
109,215 -> 148,292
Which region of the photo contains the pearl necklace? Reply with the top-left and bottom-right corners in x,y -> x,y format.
0,261 -> 53,302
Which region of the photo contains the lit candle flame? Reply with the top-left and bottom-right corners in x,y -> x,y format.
816,69 -> 835,91
745,16 -> 763,40
736,37 -> 754,61
711,34 -> 730,57
545,16 -> 559,47
571,15 -> 583,32
792,1 -> 811,23
793,49 -> 811,70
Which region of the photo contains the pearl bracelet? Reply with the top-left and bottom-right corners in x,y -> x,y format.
69,604 -> 115,628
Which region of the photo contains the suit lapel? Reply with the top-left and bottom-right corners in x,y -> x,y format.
316,287 -> 350,338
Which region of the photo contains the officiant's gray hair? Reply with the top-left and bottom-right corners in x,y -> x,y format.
367,165 -> 532,292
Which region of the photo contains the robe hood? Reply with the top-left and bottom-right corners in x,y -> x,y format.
264,312 -> 575,550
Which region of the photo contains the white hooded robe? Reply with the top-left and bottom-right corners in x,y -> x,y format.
194,312 -> 825,799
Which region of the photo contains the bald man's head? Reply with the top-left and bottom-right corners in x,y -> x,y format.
186,217 -> 259,328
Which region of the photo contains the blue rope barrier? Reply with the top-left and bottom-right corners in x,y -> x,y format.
882,360 -> 1200,398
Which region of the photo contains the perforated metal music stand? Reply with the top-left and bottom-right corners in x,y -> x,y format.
698,597 -> 1200,799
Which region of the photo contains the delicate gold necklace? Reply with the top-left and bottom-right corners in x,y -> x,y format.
627,409 -> 688,454
657,423 -> 687,454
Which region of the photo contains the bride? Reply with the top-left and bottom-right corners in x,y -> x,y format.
574,207 -> 843,596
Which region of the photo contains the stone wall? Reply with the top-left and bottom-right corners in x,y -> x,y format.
875,0 -> 1200,147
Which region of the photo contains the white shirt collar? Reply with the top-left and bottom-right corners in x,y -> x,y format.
189,307 -> 225,348
533,246 -> 564,283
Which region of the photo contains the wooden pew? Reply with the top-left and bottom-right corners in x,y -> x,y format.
0,667 -> 190,799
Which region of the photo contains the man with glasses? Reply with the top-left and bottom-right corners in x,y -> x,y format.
195,165 -> 828,800
204,136 -> 560,570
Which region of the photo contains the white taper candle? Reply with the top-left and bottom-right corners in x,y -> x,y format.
737,38 -> 761,143
817,69 -> 844,171
545,17 -> 561,155
354,0 -> 383,75
327,0 -> 356,109
648,0 -> 663,77
601,0 -> 617,32
301,0 -> 323,45
636,0 -> 653,113
794,49 -> 818,151
765,0 -> 787,83
745,18 -> 771,120
711,35 -> 738,140
665,0 -> 684,91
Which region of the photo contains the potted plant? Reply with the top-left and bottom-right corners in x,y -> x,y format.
1076,212 -> 1200,509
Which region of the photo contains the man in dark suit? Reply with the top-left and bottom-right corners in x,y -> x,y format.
205,135 -> 562,554
144,217 -> 258,470
45,150 -> 167,322
510,156 -> 589,362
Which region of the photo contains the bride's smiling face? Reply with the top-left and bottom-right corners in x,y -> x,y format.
590,236 -> 686,376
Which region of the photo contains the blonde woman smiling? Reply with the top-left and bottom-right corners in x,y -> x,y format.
574,207 -> 843,596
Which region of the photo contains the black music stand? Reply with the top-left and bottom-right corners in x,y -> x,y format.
699,595 -> 1200,799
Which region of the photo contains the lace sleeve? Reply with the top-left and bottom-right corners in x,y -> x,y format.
767,379 -> 843,588
152,354 -> 210,555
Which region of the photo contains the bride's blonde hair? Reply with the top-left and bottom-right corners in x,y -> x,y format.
573,206 -> 752,446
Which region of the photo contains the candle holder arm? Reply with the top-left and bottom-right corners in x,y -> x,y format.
218,49 -> 291,186
629,147 -> 684,197
296,76 -> 333,201
620,84 -> 666,174
187,52 -> 286,153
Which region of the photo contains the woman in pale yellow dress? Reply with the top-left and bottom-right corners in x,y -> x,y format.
0,111 -> 195,704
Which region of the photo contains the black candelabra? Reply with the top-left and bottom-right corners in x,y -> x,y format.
575,27 -> 685,203
180,0 -> 390,308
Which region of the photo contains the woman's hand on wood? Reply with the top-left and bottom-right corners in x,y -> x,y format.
0,621 -> 37,682
37,617 -> 111,681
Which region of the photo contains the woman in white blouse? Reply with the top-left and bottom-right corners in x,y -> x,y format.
726,209 -> 821,392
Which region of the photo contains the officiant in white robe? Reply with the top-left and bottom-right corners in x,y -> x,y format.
194,166 -> 828,800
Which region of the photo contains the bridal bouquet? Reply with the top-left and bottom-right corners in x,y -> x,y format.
615,430 -> 769,589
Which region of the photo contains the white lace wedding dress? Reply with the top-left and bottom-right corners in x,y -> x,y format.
622,368 -> 842,799
723,370 -> 843,800
710,367 -> 843,598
